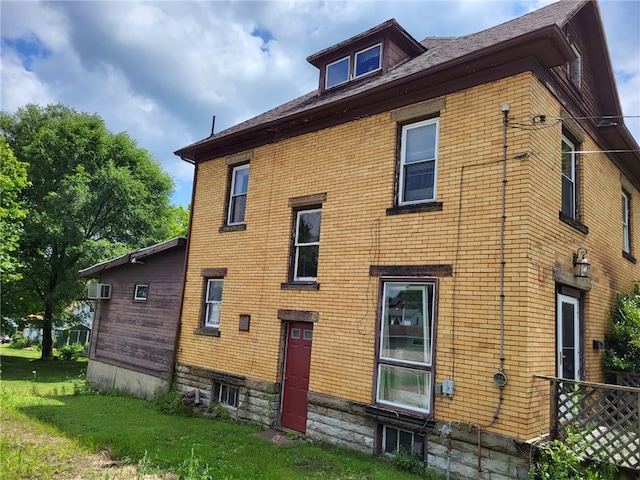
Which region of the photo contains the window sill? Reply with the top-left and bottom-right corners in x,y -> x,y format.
559,212 -> 589,234
280,281 -> 320,291
219,224 -> 246,233
623,251 -> 637,264
386,202 -> 443,216
365,405 -> 433,426
194,327 -> 221,337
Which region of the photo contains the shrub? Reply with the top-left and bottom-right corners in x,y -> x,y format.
152,389 -> 194,417
603,284 -> 640,373
9,334 -> 31,349
528,430 -> 617,479
54,343 -> 86,361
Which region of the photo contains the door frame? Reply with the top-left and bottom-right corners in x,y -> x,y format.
556,292 -> 581,380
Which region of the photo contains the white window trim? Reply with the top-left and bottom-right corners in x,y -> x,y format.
293,208 -> 321,281
325,56 -> 350,89
227,164 -> 249,226
622,190 -> 630,253
134,284 -> 148,301
562,135 -> 577,218
569,43 -> 582,88
354,43 -> 382,79
399,118 -> 440,205
204,279 -> 223,328
376,281 -> 434,414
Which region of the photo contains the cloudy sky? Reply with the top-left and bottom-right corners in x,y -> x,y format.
2,0 -> 639,207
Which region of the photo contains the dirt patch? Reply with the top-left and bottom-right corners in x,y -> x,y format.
0,409 -> 177,479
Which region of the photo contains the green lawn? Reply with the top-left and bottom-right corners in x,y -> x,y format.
0,345 -> 442,479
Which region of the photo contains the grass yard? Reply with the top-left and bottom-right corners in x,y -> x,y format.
0,345 -> 443,479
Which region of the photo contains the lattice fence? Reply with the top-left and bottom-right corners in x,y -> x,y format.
545,377 -> 639,471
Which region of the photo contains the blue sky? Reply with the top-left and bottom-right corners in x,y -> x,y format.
2,0 -> 639,208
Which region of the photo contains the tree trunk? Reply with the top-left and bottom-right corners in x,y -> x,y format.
41,307 -> 54,359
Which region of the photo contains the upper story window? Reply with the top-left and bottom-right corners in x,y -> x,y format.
203,278 -> 223,328
326,56 -> 350,89
293,208 -> 322,281
399,118 -> 439,205
568,43 -> 581,88
228,164 -> 249,225
561,135 -> 578,220
622,190 -> 631,254
354,43 -> 381,78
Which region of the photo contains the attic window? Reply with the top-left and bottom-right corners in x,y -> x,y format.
568,43 -> 581,88
354,43 -> 381,78
326,56 -> 350,89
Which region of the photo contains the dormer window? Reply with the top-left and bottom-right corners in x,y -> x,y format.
308,19 -> 426,94
354,43 -> 382,78
326,56 -> 350,89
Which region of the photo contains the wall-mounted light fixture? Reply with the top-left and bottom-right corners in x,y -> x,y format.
573,248 -> 590,278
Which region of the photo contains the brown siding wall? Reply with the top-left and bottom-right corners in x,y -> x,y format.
91,248 -> 185,380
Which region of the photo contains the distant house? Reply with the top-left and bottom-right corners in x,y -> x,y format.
78,237 -> 186,399
172,1 -> 639,477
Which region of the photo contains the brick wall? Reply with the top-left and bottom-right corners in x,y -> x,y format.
177,71 -> 639,443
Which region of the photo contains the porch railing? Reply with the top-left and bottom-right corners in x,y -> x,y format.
535,375 -> 639,471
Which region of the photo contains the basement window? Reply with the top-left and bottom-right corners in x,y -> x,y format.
382,425 -> 425,456
213,382 -> 239,408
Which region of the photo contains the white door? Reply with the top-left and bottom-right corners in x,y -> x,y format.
557,294 -> 580,380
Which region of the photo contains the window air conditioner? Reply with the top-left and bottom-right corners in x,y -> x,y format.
88,283 -> 111,299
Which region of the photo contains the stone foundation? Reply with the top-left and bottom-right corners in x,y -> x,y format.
173,363 -> 532,479
174,363 -> 280,427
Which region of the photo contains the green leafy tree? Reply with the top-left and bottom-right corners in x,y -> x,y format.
603,284 -> 640,373
0,137 -> 29,283
0,103 -> 176,359
166,204 -> 190,238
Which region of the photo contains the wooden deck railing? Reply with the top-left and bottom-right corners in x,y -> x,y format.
535,375 -> 639,471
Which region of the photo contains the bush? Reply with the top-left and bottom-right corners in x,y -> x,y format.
603,284 -> 640,373
528,430 -> 617,479
54,343 -> 85,361
9,334 -> 31,349
152,389 -> 194,417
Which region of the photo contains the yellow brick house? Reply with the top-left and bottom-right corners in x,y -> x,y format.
173,1 -> 639,477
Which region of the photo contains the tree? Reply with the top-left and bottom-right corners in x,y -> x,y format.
1,104 -> 176,359
0,137 -> 29,284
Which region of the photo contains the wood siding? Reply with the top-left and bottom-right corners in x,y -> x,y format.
89,248 -> 185,380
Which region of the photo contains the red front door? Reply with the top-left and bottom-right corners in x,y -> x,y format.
281,322 -> 313,433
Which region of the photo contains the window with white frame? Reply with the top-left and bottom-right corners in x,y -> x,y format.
399,118 -> 439,205
326,56 -> 350,89
354,43 -> 381,78
561,135 -> 577,219
227,164 -> 249,225
203,279 -> 223,328
134,284 -> 148,301
569,43 -> 581,88
293,208 -> 322,281
622,190 -> 631,254
376,281 -> 434,413
213,382 -> 239,408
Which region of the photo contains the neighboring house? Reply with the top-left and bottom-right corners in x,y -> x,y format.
173,1 -> 639,477
54,301 -> 94,347
79,237 -> 186,399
